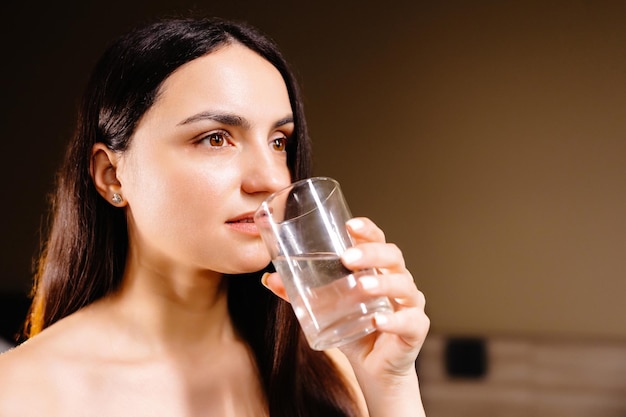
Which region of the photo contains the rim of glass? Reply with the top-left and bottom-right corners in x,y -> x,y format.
254,176 -> 341,223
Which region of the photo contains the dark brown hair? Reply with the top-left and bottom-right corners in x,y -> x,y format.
27,17 -> 359,417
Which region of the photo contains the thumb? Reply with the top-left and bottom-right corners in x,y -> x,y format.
261,272 -> 290,303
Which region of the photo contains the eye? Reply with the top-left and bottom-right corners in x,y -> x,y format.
271,136 -> 288,152
202,131 -> 231,147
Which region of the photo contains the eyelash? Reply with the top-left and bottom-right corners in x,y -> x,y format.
201,131 -> 231,148
197,130 -> 291,152
271,135 -> 289,152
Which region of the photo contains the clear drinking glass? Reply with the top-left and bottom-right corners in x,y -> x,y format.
254,177 -> 393,350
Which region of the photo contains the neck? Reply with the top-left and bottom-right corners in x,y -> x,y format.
104,263 -> 235,356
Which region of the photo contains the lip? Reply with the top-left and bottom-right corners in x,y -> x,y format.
226,212 -> 260,236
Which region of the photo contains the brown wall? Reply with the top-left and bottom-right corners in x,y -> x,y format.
2,1 -> 625,340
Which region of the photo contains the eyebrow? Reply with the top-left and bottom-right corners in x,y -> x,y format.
177,111 -> 294,129
273,115 -> 295,128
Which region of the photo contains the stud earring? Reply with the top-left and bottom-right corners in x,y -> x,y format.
111,193 -> 123,204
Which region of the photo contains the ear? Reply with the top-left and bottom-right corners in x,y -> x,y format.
90,143 -> 126,206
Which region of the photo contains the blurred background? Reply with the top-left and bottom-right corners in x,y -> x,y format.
1,0 -> 625,415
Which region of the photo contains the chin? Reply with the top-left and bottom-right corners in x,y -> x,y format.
230,257 -> 272,275
242,246 -> 272,270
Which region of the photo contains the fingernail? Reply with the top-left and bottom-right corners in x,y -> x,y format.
346,218 -> 365,230
374,312 -> 390,326
341,248 -> 362,264
261,272 -> 270,288
360,276 -> 379,290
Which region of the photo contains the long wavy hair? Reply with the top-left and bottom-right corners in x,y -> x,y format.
27,17 -> 360,417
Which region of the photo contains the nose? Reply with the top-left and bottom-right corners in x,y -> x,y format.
241,141 -> 291,196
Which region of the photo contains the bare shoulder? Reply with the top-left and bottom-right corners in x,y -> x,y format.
0,326 -> 57,378
0,308 -> 103,416
0,332 -> 58,415
325,348 -> 369,416
0,339 -> 39,381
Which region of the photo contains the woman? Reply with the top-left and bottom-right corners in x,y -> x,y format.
0,17 -> 429,416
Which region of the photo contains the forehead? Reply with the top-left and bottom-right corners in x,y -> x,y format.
152,43 -> 291,116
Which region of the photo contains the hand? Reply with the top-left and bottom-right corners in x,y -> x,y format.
262,217 -> 429,381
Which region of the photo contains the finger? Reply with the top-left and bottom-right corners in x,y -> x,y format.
358,273 -> 423,308
346,217 -> 386,244
374,309 -> 430,347
341,242 -> 406,272
261,272 -> 290,302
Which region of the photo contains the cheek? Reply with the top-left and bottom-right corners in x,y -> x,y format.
121,153 -> 230,244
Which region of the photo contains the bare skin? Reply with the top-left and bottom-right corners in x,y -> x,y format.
0,44 -> 291,417
0,290 -> 267,417
0,42 -> 427,416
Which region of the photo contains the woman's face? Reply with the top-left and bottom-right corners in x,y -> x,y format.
116,43 -> 293,276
